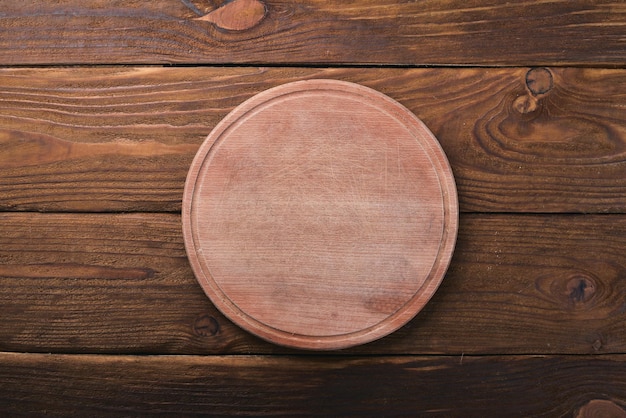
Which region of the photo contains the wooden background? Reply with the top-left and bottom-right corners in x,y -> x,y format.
1,0 -> 625,416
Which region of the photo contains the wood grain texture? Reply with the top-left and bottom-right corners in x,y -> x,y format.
1,352 -> 626,416
1,67 -> 625,213
183,79 -> 458,350
4,1 -> 623,415
1,212 -> 624,355
0,1 -> 624,66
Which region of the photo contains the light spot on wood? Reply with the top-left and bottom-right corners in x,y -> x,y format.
513,94 -> 538,114
0,129 -> 197,169
196,0 -> 266,31
576,399 -> 626,418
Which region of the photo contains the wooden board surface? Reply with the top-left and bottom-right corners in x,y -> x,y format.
2,1 -> 625,414
1,212 -> 624,356
2,352 -> 626,416
0,0 -> 624,66
1,67 -> 625,214
183,79 -> 458,349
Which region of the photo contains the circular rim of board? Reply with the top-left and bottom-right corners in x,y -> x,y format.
183,79 -> 458,350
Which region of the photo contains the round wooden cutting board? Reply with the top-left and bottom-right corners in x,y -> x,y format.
183,80 -> 458,350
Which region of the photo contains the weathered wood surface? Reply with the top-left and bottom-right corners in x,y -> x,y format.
1,67 -> 625,213
0,0 -> 624,66
1,212 -> 624,355
182,79 -> 459,350
2,2 -> 625,413
1,352 -> 626,417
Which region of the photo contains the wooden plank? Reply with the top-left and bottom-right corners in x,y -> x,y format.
1,352 -> 626,416
0,212 -> 624,355
0,1 -> 624,66
1,67 -> 625,213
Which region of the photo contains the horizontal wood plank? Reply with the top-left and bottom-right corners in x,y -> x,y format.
1,352 -> 625,416
1,212 -> 624,355
0,1 -> 624,66
1,67 -> 625,213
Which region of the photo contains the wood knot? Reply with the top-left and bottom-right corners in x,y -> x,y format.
535,271 -> 601,311
566,275 -> 596,304
526,67 -> 553,96
513,68 -> 553,114
592,338 -> 603,352
513,94 -> 539,114
195,0 -> 267,31
576,399 -> 626,418
193,314 -> 220,336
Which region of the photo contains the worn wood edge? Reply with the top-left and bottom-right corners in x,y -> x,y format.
1,352 -> 626,416
0,212 -> 624,355
0,1 -> 624,66
0,66 -> 625,213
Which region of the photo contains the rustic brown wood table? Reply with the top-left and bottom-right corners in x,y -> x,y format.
1,1 -> 625,416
